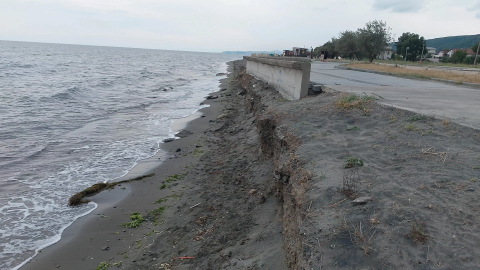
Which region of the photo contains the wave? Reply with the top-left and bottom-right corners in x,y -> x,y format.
47,86 -> 82,101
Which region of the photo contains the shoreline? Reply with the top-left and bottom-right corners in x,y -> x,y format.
20,68 -> 230,270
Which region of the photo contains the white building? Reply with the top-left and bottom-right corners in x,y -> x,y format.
426,47 -> 436,56
377,46 -> 394,60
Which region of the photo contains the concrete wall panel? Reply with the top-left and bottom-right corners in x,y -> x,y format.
244,56 -> 311,100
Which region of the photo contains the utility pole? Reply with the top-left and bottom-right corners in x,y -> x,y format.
405,47 -> 409,62
420,42 -> 425,62
475,38 -> 480,65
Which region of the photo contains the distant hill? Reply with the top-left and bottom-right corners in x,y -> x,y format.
222,50 -> 282,55
426,34 -> 480,52
389,34 -> 480,53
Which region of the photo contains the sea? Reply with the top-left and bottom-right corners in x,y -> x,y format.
0,40 -> 239,269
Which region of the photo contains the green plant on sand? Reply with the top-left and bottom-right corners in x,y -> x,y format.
408,221 -> 429,244
123,212 -> 145,228
165,173 -> 186,183
335,93 -> 377,114
96,261 -> 122,270
344,157 -> 364,168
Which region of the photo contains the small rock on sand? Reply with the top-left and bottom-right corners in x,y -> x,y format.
249,189 -> 257,195
163,138 -> 175,143
351,196 -> 372,205
176,130 -> 193,138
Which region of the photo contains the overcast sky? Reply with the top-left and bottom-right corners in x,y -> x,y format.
1,0 -> 479,52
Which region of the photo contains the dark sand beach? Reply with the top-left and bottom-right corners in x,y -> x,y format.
23,60 -> 480,269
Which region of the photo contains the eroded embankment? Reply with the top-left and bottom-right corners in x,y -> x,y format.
238,69 -> 312,269
238,63 -> 480,270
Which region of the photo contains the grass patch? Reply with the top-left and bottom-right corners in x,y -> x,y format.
159,184 -> 167,189
409,114 -> 427,121
405,123 -> 419,131
68,173 -> 155,206
96,261 -> 122,270
154,197 -> 168,204
193,147 -> 205,157
123,212 -> 145,228
335,93 -> 376,114
149,206 -> 166,225
165,173 -> 186,183
347,126 -> 361,131
347,63 -> 480,84
344,157 -> 364,168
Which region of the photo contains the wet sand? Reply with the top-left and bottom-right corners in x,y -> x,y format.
21,68 -> 233,270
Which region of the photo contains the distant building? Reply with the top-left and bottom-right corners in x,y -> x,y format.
377,46 -> 394,60
292,47 -> 308,57
435,50 -> 449,58
466,48 -> 476,57
283,50 -> 293,57
426,47 -> 436,56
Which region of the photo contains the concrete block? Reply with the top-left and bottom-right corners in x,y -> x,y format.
313,85 -> 322,92
243,56 -> 311,100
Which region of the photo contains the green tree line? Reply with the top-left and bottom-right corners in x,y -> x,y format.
314,20 -> 393,62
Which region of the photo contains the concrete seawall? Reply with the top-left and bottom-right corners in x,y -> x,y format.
243,56 -> 311,100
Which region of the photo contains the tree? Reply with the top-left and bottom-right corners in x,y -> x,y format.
319,38 -> 339,59
356,20 -> 393,62
336,30 -> 360,60
449,50 -> 467,64
472,43 -> 479,64
396,32 -> 426,61
472,43 -> 479,53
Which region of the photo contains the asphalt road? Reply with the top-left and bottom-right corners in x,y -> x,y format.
310,62 -> 480,130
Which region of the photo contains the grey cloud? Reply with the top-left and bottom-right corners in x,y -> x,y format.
373,0 -> 426,13
472,1 -> 480,18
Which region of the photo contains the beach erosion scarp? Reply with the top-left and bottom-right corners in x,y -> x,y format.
23,59 -> 480,270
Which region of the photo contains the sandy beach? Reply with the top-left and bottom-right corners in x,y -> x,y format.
22,59 -> 480,270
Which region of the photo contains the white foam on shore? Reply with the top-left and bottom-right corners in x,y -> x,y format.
9,59 -> 231,270
12,202 -> 98,270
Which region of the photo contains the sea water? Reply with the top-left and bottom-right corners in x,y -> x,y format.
0,40 -> 239,269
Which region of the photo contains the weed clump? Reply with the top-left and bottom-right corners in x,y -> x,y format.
405,123 -> 418,131
96,261 -> 122,270
165,173 -> 186,183
409,114 -> 427,121
335,93 -> 376,113
408,221 -> 429,244
193,147 -> 205,157
149,206 -> 166,225
123,212 -> 145,228
344,157 -> 364,168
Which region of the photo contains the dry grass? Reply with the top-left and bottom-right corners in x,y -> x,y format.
335,93 -> 375,114
347,63 -> 480,84
442,118 -> 450,128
